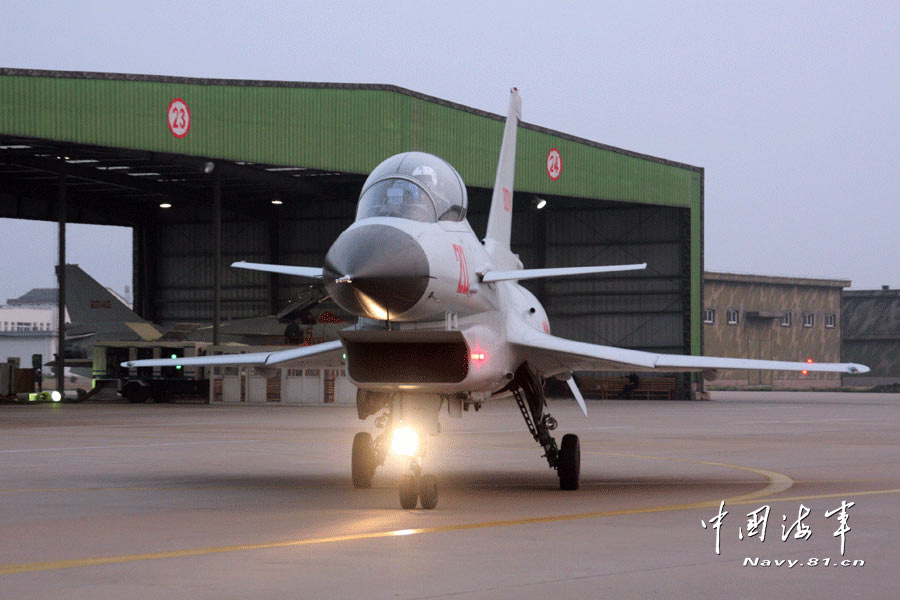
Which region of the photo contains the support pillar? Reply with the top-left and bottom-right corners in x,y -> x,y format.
213,169 -> 222,345
56,175 -> 66,396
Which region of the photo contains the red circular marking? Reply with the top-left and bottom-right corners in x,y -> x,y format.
547,148 -> 561,180
167,98 -> 192,138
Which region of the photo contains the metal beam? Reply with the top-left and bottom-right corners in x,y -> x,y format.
55,175 -> 66,398
213,170 -> 222,345
7,154 -> 202,203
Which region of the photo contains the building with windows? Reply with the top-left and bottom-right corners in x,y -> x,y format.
0,302 -> 58,369
702,272 -> 850,389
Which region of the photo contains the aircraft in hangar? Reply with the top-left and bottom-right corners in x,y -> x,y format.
124,89 -> 869,510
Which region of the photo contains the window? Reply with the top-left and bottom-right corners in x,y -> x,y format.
726,309 -> 739,325
803,313 -> 815,328
825,314 -> 836,329
781,312 -> 792,327
703,309 -> 716,324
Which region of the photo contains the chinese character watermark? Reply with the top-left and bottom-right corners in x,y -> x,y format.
701,500 -> 856,556
701,500 -> 729,555
781,503 -> 812,541
824,500 -> 855,556
739,504 -> 770,542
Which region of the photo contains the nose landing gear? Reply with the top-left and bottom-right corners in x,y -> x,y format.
351,432 -> 379,488
398,458 -> 438,510
352,394 -> 441,508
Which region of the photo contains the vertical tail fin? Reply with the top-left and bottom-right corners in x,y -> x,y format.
64,264 -> 147,325
484,88 -> 522,251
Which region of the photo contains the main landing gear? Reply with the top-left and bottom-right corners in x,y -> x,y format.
506,363 -> 580,490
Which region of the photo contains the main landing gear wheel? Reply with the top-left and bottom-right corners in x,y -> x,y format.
558,433 -> 580,491
399,474 -> 419,509
418,474 -> 438,510
351,432 -> 376,489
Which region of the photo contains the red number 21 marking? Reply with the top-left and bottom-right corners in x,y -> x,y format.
453,244 -> 469,294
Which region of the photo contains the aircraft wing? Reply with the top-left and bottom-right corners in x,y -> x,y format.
121,340 -> 344,369
483,263 -> 646,283
231,261 -> 323,279
508,325 -> 869,377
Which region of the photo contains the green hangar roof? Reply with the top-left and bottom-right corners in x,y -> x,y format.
0,68 -> 701,209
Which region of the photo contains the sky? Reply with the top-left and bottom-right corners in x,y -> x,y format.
1,0 -> 898,302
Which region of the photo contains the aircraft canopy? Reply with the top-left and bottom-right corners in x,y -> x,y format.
356,152 -> 468,223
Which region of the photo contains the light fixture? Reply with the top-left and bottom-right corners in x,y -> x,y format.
51,391 -> 62,402
203,161 -> 215,174
159,202 -> 172,209
271,198 -> 283,205
535,198 -> 547,210
391,426 -> 419,456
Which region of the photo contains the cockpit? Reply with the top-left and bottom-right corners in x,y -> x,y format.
355,152 -> 468,223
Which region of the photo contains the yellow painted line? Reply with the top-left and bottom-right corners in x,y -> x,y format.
743,487 -> 900,505
0,450 -> 792,576
488,446 -> 796,503
591,451 -> 795,502
4,486 -> 900,576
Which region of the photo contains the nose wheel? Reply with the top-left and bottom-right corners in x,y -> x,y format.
398,459 -> 438,509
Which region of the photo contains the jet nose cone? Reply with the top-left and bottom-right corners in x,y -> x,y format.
323,224 -> 430,320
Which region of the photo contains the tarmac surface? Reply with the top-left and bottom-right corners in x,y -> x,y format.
1,391 -> 899,599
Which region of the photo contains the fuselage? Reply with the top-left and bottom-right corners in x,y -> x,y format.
324,216 -> 549,396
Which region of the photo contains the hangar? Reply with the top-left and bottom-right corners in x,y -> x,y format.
0,68 -> 704,397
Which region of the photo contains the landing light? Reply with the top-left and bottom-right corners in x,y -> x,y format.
159,202 -> 172,209
391,426 -> 419,457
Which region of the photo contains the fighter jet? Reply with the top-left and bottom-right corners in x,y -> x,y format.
62,263 -> 349,362
124,89 -> 869,509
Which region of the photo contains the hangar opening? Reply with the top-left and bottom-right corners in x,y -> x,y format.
0,68 -> 703,400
